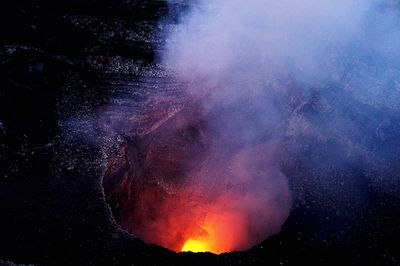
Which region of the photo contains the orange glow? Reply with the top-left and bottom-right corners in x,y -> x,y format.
104,131 -> 292,255
102,100 -> 292,256
180,217 -> 219,253
181,238 -> 211,253
178,202 -> 249,254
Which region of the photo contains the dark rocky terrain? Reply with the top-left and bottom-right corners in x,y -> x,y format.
1,0 -> 400,265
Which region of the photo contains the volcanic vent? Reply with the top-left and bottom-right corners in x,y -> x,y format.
100,0 -> 374,255
102,99 -> 292,254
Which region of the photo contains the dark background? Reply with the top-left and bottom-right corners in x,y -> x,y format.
1,0 -> 400,265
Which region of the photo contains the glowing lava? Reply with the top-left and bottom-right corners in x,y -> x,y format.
180,218 -> 219,253
181,238 -> 211,253
178,206 -> 249,254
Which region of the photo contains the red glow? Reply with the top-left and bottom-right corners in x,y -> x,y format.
126,184 -> 251,254
180,209 -> 247,254
103,103 -> 291,254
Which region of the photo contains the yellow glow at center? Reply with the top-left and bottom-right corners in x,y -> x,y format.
181,238 -> 211,253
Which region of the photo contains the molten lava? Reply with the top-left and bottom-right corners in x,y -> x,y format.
181,218 -> 216,253
181,238 -> 210,253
